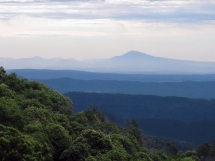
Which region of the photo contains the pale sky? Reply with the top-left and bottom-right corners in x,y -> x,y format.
0,0 -> 215,61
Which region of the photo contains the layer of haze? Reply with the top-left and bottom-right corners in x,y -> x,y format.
0,0 -> 215,61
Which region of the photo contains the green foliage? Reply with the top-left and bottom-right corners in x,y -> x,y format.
185,150 -> 197,159
0,124 -> 44,161
24,106 -> 52,124
85,155 -> 97,161
68,121 -> 85,136
0,97 -> 24,129
74,129 -> 113,155
123,119 -> 142,143
60,142 -> 90,161
101,148 -> 130,161
121,135 -> 139,154
100,122 -> 120,135
84,104 -> 105,127
70,112 -> 88,125
18,98 -> 46,109
133,152 -> 153,161
60,129 -> 113,161
164,143 -> 178,156
46,123 -> 71,161
0,83 -> 16,98
0,66 -> 6,80
180,157 -> 195,161
0,67 -> 74,160
152,151 -> 169,161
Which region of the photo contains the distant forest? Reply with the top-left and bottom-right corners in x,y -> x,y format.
35,78 -> 215,99
7,69 -> 215,82
65,92 -> 215,145
8,69 -> 215,99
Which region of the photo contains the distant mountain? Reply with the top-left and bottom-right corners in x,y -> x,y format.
102,50 -> 168,62
94,51 -> 215,73
0,57 -> 82,69
2,50 -> 215,74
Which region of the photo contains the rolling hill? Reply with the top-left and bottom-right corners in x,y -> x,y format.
33,78 -> 215,99
65,92 -> 215,145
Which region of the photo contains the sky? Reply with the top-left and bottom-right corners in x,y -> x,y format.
0,0 -> 215,61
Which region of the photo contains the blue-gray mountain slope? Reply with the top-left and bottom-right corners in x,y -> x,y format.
2,50 -> 215,74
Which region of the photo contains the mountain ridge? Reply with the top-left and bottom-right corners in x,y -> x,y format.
2,51 -> 215,74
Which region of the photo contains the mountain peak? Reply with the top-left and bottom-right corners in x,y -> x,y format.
30,56 -> 43,59
122,50 -> 154,58
110,50 -> 155,61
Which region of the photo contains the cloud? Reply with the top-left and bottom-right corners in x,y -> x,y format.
0,0 -> 215,24
0,0 -> 215,38
0,0 -> 103,2
2,30 -> 107,37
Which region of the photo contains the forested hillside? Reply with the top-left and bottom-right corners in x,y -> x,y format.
0,66 -> 215,161
65,92 -> 215,145
37,78 -> 215,99
65,92 -> 215,121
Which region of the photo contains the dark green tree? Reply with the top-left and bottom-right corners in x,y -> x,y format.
0,66 -> 6,82
0,97 -> 24,129
0,124 -> 44,161
123,119 -> 142,143
197,143 -> 211,161
60,129 -> 113,161
164,142 -> 178,156
46,123 -> 71,161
